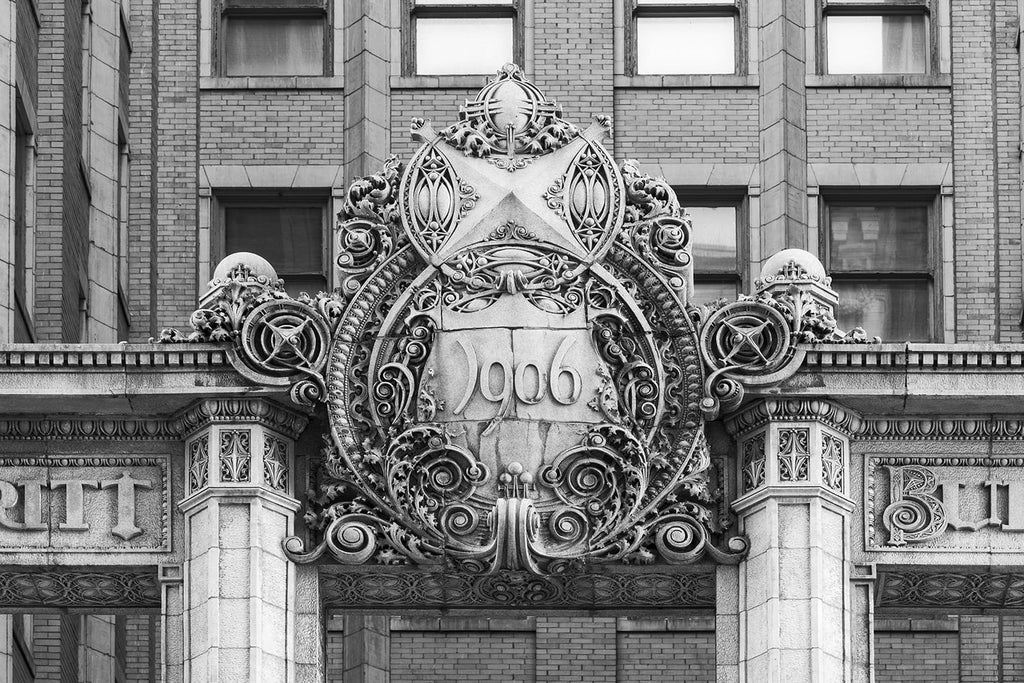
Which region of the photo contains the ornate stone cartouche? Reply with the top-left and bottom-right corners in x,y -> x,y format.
162,65 -> 872,575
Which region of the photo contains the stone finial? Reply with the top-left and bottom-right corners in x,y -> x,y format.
755,248 -> 838,319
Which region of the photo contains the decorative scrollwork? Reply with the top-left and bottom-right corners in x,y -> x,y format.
439,245 -> 585,314
442,63 -> 580,158
697,299 -> 796,420
319,570 -> 716,609
591,312 -> 660,432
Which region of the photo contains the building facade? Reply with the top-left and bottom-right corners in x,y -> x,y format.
1,0 -> 1024,681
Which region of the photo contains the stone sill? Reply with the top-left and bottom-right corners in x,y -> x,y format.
614,75 -> 759,89
199,76 -> 345,91
390,75 -> 493,90
807,74 -> 952,88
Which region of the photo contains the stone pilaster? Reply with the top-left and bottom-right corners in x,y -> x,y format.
343,0 -> 390,186
0,0 -> 14,341
177,398 -> 308,683
758,0 -> 807,255
728,399 -> 861,682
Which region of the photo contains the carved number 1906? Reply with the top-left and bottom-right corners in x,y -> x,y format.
453,337 -> 583,421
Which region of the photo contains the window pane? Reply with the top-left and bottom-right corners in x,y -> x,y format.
224,15 -> 324,76
225,205 -> 324,289
826,15 -> 927,74
829,204 -> 928,272
687,205 -> 738,272
415,0 -> 511,4
637,16 -> 735,74
416,18 -> 513,75
833,279 -> 931,341
693,280 -> 739,304
639,0 -> 733,4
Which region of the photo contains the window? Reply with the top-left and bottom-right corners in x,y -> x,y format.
823,196 -> 935,341
405,0 -> 520,75
218,0 -> 329,76
629,0 -> 740,75
823,2 -> 930,74
678,192 -> 745,303
116,129 -> 130,341
218,194 -> 329,297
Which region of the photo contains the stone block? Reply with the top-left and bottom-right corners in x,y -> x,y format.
778,504 -> 810,548
819,602 -> 844,655
217,548 -> 250,598
217,503 -> 251,549
779,647 -> 811,678
777,599 -> 811,648
260,604 -> 287,658
218,599 -> 251,649
778,548 -> 811,599
217,648 -> 251,683
744,551 -> 772,607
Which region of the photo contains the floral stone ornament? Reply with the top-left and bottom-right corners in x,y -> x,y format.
164,64 -> 872,574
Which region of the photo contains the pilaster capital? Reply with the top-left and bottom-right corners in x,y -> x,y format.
730,400 -> 859,507
177,400 -> 304,504
725,398 -> 863,437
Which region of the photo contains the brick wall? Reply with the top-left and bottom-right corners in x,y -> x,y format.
389,88 -> 476,159
875,615 -> 1024,682
613,89 -> 759,164
952,0 -> 998,342
533,0 -> 614,123
333,614 -> 718,682
807,89 -> 952,164
33,614 -> 81,682
127,0 -> 156,340
391,630 -> 536,682
616,631 -> 715,683
124,614 -> 156,683
199,90 -> 346,166
875,631 -> 958,683
994,0 -> 1022,340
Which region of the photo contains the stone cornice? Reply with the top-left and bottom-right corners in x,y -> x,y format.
0,343 -> 232,368
0,417 -> 182,440
0,399 -> 309,441
858,418 -> 1024,441
801,343 -> 1024,370
725,399 -> 864,436
175,398 -> 309,440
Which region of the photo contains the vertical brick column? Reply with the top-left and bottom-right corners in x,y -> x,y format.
728,400 -> 860,682
178,399 -> 308,683
960,616 -> 1001,682
343,0 -> 390,186
758,0 -> 807,255
154,0 -> 198,331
